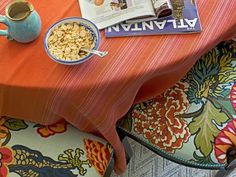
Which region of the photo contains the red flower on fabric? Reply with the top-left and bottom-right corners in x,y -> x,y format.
84,139 -> 111,177
133,81 -> 190,153
230,83 -> 236,112
36,119 -> 68,138
0,147 -> 14,177
214,119 -> 236,164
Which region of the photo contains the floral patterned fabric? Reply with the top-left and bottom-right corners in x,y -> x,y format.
0,116 -> 113,177
118,40 -> 236,169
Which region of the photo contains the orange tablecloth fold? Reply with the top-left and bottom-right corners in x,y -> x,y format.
0,0 -> 236,174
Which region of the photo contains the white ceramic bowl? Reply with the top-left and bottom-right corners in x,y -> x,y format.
44,17 -> 100,65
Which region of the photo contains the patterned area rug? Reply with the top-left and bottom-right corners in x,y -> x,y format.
111,138 -> 236,177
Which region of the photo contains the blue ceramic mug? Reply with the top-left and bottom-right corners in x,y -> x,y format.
0,0 -> 41,43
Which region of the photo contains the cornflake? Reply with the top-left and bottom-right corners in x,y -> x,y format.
47,22 -> 95,61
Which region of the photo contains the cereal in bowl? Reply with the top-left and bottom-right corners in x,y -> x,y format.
47,22 -> 95,61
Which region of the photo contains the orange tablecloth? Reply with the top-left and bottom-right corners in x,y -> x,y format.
0,0 -> 236,174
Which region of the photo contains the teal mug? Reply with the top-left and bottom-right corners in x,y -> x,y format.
0,0 -> 41,43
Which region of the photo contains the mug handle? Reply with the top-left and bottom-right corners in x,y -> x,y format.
0,15 -> 9,37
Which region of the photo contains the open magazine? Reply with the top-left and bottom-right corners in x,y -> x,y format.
105,0 -> 202,37
126,0 -> 173,23
78,0 -> 173,30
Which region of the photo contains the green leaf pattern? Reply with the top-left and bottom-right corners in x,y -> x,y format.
4,118 -> 28,131
188,100 -> 230,156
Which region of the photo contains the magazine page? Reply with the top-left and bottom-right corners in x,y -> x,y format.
105,0 -> 202,37
152,0 -> 173,18
78,0 -> 155,29
127,0 -> 173,23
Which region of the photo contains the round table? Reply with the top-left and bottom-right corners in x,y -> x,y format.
0,0 -> 236,174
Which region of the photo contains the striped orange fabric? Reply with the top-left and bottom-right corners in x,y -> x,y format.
0,0 -> 236,174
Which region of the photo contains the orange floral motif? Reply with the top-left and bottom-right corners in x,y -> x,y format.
84,139 -> 111,177
0,118 -> 9,140
214,119 -> 236,164
36,119 -> 68,138
133,81 -> 190,153
0,146 -> 14,177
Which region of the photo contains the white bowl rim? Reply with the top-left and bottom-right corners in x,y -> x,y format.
44,17 -> 101,65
